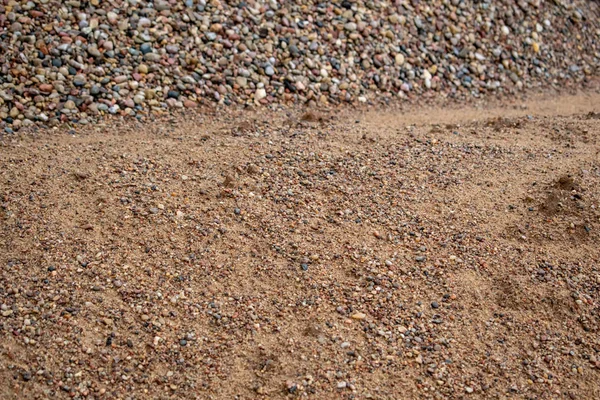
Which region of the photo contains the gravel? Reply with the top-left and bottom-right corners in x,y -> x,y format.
3,98 -> 598,397
0,0 -> 599,131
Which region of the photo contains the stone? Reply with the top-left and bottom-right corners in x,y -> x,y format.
255,88 -> 267,102
87,46 -> 102,58
236,76 -> 248,88
395,53 -> 405,66
155,1 -> 171,11
351,312 -> 366,320
144,53 -> 161,62
140,43 -> 153,55
344,22 -> 357,31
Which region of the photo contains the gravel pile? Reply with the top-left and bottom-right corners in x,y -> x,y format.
0,0 -> 599,131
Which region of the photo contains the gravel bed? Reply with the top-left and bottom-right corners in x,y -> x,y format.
0,0 -> 599,132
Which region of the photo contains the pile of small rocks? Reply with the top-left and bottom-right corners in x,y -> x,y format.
0,0 -> 599,131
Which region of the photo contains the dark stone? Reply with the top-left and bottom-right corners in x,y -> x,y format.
140,43 -> 153,54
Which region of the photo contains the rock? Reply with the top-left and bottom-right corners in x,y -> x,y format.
155,1 -> 171,11
344,22 -> 357,31
144,53 -> 161,62
395,53 -> 405,66
87,46 -> 102,58
73,75 -> 86,87
140,43 -> 153,55
236,76 -> 248,88
351,312 -> 366,320
255,88 -> 267,102
107,11 -> 118,24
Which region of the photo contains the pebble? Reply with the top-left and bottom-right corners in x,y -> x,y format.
395,53 -> 405,66
255,88 -> 267,103
344,22 -> 357,31
87,46 -> 101,58
351,312 -> 366,320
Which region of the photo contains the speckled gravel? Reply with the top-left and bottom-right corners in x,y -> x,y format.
0,0 -> 599,132
1,94 -> 600,399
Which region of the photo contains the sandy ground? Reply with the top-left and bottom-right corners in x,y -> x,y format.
1,92 -> 600,399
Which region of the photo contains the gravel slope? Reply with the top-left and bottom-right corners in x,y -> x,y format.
1,0 -> 599,131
